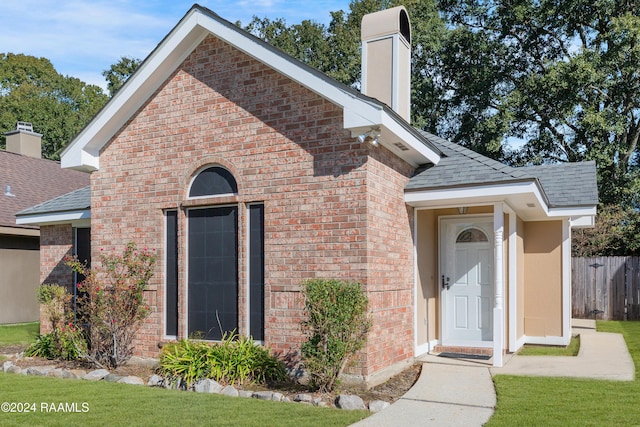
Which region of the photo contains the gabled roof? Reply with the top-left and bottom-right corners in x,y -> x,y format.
61,4 -> 441,172
406,131 -> 598,212
0,150 -> 89,231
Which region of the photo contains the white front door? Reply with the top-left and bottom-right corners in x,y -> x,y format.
440,217 -> 493,346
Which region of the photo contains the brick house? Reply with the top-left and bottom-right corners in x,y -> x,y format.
18,5 -> 597,386
1,123 -> 89,324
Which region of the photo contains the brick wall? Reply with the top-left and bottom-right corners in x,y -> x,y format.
91,34 -> 416,381
39,224 -> 74,332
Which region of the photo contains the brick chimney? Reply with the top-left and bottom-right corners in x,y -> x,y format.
361,6 -> 412,122
5,122 -> 42,158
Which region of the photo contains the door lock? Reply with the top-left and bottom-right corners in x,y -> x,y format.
441,275 -> 451,290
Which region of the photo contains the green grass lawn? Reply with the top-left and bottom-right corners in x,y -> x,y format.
517,334 -> 580,356
0,322 -> 39,346
0,373 -> 367,427
0,322 -> 366,426
487,321 -> 640,426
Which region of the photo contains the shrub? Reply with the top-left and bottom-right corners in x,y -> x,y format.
300,279 -> 371,392
159,332 -> 287,388
65,242 -> 156,369
27,284 -> 87,360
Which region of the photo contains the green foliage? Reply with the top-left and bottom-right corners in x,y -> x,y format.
572,204 -> 640,256
0,53 -> 108,159
300,279 -> 371,392
159,332 -> 287,388
28,284 -> 87,360
65,242 -> 156,369
25,325 -> 86,361
102,56 -> 141,97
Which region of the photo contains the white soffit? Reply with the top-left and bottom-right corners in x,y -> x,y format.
61,7 -> 440,172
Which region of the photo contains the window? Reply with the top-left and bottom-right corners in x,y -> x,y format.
73,227 -> 91,314
188,206 -> 239,340
456,228 -> 489,243
189,166 -> 237,198
248,204 -> 265,341
165,210 -> 179,337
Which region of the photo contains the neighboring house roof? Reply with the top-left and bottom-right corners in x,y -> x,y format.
61,4 -> 442,172
0,151 -> 90,231
407,132 -> 598,209
16,186 -> 90,219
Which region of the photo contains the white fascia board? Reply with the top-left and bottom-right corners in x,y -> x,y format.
62,10 -> 208,171
570,215 -> 595,228
405,181 -> 547,210
547,206 -> 597,218
15,210 -> 91,226
62,7 -> 439,171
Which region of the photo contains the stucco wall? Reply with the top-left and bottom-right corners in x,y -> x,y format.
91,34 -> 416,382
0,235 -> 40,324
523,220 -> 563,337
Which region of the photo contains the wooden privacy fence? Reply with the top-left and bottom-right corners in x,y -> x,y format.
572,256 -> 640,320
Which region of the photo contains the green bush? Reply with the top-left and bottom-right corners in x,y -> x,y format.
300,279 -> 371,392
26,325 -> 86,361
28,284 -> 87,361
159,332 -> 287,388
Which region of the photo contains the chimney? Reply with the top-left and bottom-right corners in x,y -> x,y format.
361,6 -> 412,122
5,122 -> 42,158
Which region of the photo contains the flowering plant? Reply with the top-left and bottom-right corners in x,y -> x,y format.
65,242 -> 156,369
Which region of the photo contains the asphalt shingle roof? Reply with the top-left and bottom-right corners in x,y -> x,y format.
17,186 -> 90,217
407,131 -> 598,208
0,150 -> 90,230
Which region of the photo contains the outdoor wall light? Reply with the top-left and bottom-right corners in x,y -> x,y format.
357,128 -> 381,146
457,206 -> 468,214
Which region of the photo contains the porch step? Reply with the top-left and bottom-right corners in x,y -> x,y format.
432,346 -> 493,356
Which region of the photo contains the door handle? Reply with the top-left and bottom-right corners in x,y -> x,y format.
441,275 -> 451,290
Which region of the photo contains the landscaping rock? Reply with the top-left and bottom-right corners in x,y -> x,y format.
3,360 -> 14,373
221,385 -> 239,397
238,390 -> 253,398
193,378 -> 223,394
118,376 -> 144,385
335,394 -> 366,410
282,396 -> 291,403
47,368 -> 65,378
293,393 -> 313,403
6,365 -> 23,375
271,392 -> 284,402
26,366 -> 55,376
83,369 -> 110,381
252,391 -> 274,400
63,369 -> 86,379
104,374 -> 123,383
368,400 -> 391,413
147,374 -> 164,387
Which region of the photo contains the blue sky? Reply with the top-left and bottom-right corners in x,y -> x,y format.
2,1 -> 350,90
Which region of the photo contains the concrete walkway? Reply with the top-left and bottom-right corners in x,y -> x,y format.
353,319 -> 635,427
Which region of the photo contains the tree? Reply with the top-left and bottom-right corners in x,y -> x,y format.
0,53 -> 108,159
102,56 -> 141,97
436,0 -> 640,206
573,204 -> 640,256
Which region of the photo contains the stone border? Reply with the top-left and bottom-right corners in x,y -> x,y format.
1,360 -> 390,413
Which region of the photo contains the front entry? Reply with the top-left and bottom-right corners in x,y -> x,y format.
440,217 -> 493,347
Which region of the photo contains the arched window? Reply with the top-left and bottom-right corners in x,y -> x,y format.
456,227 -> 489,243
189,166 -> 237,198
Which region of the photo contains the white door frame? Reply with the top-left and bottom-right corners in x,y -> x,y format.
439,214 -> 494,348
